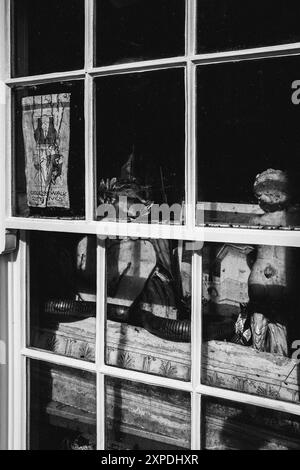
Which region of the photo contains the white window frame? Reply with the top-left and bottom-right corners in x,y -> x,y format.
0,0 -> 300,451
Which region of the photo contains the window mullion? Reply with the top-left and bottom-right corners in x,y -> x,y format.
185,0 -> 197,229
96,238 -> 106,449
191,250 -> 202,450
5,70 -> 86,87
96,238 -> 106,371
191,393 -> 202,450
191,43 -> 300,66
85,0 -> 94,71
84,0 -> 96,221
85,73 -> 95,222
21,348 -> 97,372
89,57 -> 187,77
84,0 -> 95,222
197,384 -> 300,418
186,0 -> 197,57
97,371 -> 105,450
185,61 -> 196,229
192,251 -> 202,388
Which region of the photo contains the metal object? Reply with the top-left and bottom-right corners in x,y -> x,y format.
0,230 -> 18,256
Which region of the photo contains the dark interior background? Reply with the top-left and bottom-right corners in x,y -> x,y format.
96,0 -> 186,66
197,55 -> 300,206
96,68 -> 186,209
12,0 -> 84,77
29,232 -> 90,304
197,0 -> 300,53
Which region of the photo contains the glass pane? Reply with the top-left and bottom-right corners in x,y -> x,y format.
105,238 -> 192,381
12,0 -> 84,77
197,57 -> 300,229
29,360 -> 96,450
202,242 -> 300,404
202,397 -> 300,450
197,0 -> 300,54
96,69 -> 185,225
96,0 -> 185,66
30,232 -> 96,362
106,377 -> 191,450
13,81 -> 85,218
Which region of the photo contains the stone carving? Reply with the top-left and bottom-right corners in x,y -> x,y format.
249,169 -> 294,356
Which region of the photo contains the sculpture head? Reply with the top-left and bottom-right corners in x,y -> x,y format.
254,169 -> 290,213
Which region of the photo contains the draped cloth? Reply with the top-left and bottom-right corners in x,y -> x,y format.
22,93 -> 71,209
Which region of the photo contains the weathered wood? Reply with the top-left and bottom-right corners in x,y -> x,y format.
32,319 -> 191,380
202,341 -> 300,402
32,317 -> 96,362
33,322 -> 300,402
35,366 -> 97,414
203,400 -> 300,450
105,379 -> 191,449
32,366 -> 191,449
106,321 -> 190,380
30,336 -> 300,449
204,415 -> 300,450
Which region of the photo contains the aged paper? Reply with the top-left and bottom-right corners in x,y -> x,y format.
22,93 -> 71,209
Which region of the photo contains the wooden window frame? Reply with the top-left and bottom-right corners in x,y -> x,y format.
0,0 -> 300,451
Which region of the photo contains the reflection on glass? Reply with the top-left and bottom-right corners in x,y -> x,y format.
14,81 -> 85,218
30,232 -> 96,362
29,361 -> 96,450
96,0 -> 185,66
105,238 -> 192,381
106,377 -> 191,450
202,243 -> 300,403
12,0 -> 84,77
197,57 -> 300,228
197,0 -> 300,54
96,70 -> 185,224
202,397 -> 300,450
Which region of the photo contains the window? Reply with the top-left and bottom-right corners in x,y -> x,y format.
2,0 -> 300,450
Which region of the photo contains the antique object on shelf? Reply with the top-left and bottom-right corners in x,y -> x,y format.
249,169 -> 296,356
97,153 -> 154,222
202,340 -> 299,402
252,169 -> 290,225
106,236 -> 192,342
202,240 -> 300,402
96,155 -> 191,341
